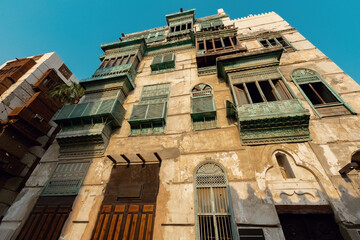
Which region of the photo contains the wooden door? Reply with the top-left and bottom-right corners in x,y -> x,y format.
91,164 -> 160,240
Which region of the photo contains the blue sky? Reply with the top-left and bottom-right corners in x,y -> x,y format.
1,0 -> 359,83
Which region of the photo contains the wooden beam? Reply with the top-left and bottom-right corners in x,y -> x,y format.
136,153 -> 146,167
120,154 -> 131,167
154,152 -> 162,166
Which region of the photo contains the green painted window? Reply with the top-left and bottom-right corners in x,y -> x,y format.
128,83 -> 171,135
199,19 -> 224,31
259,36 -> 294,52
191,83 -> 217,131
99,54 -> 139,70
291,68 -> 356,117
194,162 -> 237,240
41,161 -> 90,196
150,53 -> 175,73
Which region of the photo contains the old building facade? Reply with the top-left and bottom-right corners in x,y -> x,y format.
0,53 -> 76,222
1,8 -> 360,240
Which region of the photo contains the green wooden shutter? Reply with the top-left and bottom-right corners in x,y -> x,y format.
191,97 -> 216,116
140,83 -> 171,104
41,161 -> 90,196
130,104 -> 148,121
146,102 -> 166,119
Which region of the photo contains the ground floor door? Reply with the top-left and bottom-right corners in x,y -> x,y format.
91,164 -> 160,240
279,214 -> 344,240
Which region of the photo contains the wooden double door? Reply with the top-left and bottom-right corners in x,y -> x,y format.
279,214 -> 344,240
16,196 -> 75,240
92,164 -> 160,240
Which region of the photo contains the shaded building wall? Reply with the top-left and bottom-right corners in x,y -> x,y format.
0,52 -> 77,221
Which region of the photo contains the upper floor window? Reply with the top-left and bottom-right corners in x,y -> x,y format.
199,19 -> 224,31
170,22 -> 192,33
99,54 -> 139,70
197,36 -> 237,54
233,77 -> 293,106
150,53 -> 175,73
291,68 -> 356,117
194,162 -> 237,240
128,83 -> 171,136
191,84 -> 217,130
275,152 -> 296,179
259,36 -> 294,52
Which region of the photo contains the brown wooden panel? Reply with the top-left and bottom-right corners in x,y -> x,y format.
138,215 -> 147,240
102,205 -> 112,213
37,214 -> 54,239
142,205 -> 154,213
24,214 -> 41,240
31,213 -> 48,240
8,106 -> 51,135
122,214 -> 132,240
17,204 -> 71,240
107,215 -> 118,240
145,214 -> 153,240
99,214 -> 110,240
93,214 -> 105,240
128,205 -> 139,213
25,92 -> 58,121
115,205 -> 125,213
59,64 -> 72,79
51,214 -> 67,240
113,214 -> 124,240
129,214 -> 138,240
33,69 -> 64,93
17,214 -> 36,240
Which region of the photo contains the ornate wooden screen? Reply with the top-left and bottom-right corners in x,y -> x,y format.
194,162 -> 237,240
92,164 -> 160,240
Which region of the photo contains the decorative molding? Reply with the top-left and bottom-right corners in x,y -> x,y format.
237,99 -> 311,145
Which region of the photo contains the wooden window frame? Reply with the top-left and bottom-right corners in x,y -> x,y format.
233,79 -> 293,106
259,36 -> 295,52
291,68 -> 356,118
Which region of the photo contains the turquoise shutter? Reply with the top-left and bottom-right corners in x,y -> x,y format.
41,161 -> 90,196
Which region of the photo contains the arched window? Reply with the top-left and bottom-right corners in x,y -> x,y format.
274,151 -> 295,179
291,69 -> 355,117
191,83 -> 217,130
194,162 -> 237,240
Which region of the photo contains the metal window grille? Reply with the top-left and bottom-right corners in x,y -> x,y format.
195,162 -> 237,240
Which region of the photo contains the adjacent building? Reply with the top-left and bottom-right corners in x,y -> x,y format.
1,9 -> 360,240
0,53 -> 76,221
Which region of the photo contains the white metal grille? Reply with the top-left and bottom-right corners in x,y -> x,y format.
196,175 -> 226,186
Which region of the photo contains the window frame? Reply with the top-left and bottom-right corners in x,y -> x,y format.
190,83 -> 217,131
230,68 -> 296,107
150,53 -> 176,73
258,36 -> 295,52
128,83 -> 171,136
194,161 -> 238,240
291,68 -> 356,118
